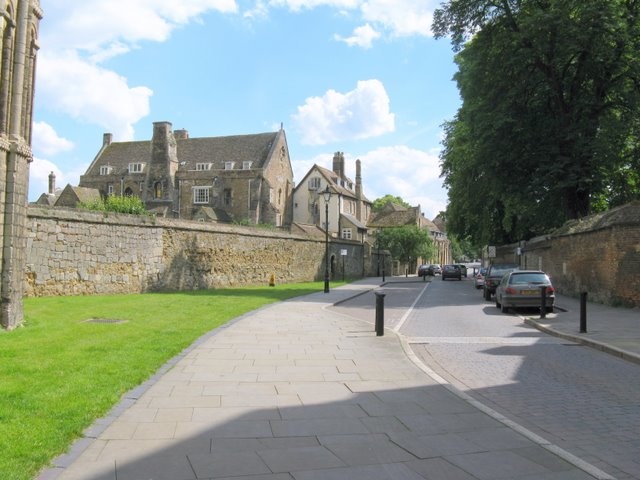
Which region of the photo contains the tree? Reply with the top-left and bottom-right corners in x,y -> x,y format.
372,195 -> 411,212
434,0 -> 640,243
376,225 -> 436,271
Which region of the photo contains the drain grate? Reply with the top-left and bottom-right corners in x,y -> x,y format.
83,318 -> 128,324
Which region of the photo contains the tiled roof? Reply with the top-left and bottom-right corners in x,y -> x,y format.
87,132 -> 279,176
341,213 -> 367,230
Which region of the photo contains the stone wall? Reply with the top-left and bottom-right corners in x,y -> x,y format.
491,201 -> 640,308
25,207 -> 366,297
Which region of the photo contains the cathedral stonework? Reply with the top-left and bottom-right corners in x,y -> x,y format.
1,0 -> 42,329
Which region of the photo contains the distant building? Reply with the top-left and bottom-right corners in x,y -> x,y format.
292,152 -> 371,242
79,122 -> 294,227
368,201 -> 451,272
1,0 -> 43,329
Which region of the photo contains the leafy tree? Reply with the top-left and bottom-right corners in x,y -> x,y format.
372,195 -> 411,212
376,225 -> 435,270
434,0 -> 640,244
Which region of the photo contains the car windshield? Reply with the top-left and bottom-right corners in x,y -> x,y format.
509,273 -> 548,284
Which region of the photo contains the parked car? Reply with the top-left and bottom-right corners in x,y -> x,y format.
455,264 -> 468,277
426,264 -> 442,276
442,264 -> 462,281
495,270 -> 555,313
474,267 -> 487,289
483,263 -> 519,300
417,265 -> 430,277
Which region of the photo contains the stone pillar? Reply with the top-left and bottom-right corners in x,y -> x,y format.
0,0 -> 41,329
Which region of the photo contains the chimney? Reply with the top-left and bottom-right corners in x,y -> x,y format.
48,171 -> 55,195
332,151 -> 345,178
103,133 -> 113,146
174,129 -> 189,140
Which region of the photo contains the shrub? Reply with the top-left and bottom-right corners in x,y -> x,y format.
79,195 -> 151,216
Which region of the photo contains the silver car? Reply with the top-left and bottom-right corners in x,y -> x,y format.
495,270 -> 555,313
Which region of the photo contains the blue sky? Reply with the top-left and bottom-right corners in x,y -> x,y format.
31,0 -> 460,220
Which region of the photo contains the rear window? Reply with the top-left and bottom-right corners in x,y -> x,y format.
489,266 -> 516,276
509,273 -> 549,284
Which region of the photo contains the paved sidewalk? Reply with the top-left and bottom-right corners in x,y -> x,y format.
38,278 -> 629,480
526,293 -> 640,365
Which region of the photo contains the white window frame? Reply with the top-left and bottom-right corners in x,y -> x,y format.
308,177 -> 321,190
107,184 -> 114,195
196,163 -> 212,171
224,161 -> 235,170
342,228 -> 352,240
99,165 -> 112,175
243,161 -> 252,170
193,186 -> 211,204
128,162 -> 144,173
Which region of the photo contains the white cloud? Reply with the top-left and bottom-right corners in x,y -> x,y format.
38,52 -> 153,141
266,0 -> 436,45
361,0 -> 434,37
31,122 -> 74,157
37,1 -> 239,139
267,0 -> 360,12
334,23 -> 380,48
293,79 -> 395,145
42,0 -> 238,55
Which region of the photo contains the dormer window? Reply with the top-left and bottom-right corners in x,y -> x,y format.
308,177 -> 321,190
243,161 -> 252,170
99,165 -> 112,175
128,162 -> 144,173
224,162 -> 235,170
196,163 -> 212,171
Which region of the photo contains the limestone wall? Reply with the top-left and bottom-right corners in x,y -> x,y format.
490,201 -> 640,308
26,207 -> 364,297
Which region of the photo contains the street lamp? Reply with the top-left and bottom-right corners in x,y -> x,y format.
322,185 -> 332,293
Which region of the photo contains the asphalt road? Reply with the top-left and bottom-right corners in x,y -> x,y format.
331,276 -> 640,480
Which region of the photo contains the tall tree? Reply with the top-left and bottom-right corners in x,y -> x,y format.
376,225 -> 436,270
372,195 -> 411,212
434,0 -> 640,243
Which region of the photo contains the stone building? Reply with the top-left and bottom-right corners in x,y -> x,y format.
368,201 -> 451,274
292,152 -> 371,242
1,0 -> 42,329
79,122 -> 294,227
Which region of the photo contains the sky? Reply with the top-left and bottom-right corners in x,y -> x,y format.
31,0 -> 461,220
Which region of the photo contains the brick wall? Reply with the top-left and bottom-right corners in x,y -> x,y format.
25,206 -> 365,297
491,201 -> 640,308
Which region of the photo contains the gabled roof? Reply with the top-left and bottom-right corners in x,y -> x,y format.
368,201 -> 442,233
341,213 -> 367,230
86,131 -> 281,176
368,202 -> 420,228
290,222 -> 325,239
54,184 -> 101,207
294,164 -> 371,203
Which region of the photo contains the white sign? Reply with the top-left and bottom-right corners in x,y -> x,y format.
340,249 -> 348,256
488,246 -> 496,258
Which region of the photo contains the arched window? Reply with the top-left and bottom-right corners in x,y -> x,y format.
124,187 -> 133,197
154,182 -> 162,198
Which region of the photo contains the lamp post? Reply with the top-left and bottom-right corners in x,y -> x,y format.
322,185 -> 332,293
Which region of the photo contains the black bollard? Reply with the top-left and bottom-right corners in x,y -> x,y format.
375,291 -> 386,336
580,292 -> 588,333
540,285 -> 547,319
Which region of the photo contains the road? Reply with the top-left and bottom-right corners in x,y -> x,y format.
331,276 -> 640,480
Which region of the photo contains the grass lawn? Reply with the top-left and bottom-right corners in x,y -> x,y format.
0,282 -> 332,480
